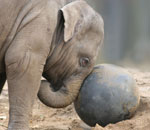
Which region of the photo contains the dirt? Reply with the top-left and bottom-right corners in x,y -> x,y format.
0,68 -> 150,130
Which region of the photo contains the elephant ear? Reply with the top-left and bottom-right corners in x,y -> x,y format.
60,0 -> 86,42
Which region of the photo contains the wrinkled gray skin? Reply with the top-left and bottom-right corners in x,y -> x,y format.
0,0 -> 104,129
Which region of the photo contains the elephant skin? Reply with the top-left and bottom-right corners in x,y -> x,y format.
0,0 -> 104,129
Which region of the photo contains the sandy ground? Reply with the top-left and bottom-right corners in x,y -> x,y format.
0,68 -> 150,130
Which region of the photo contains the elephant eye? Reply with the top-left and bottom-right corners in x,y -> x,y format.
80,57 -> 90,67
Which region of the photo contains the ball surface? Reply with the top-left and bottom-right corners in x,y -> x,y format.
74,64 -> 140,127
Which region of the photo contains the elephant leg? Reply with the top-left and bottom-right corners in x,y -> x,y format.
4,13 -> 49,129
5,50 -> 45,130
0,73 -> 6,94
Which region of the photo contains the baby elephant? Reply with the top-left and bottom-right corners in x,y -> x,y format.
0,0 -> 104,129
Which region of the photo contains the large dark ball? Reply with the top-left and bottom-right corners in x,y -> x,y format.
74,64 -> 140,127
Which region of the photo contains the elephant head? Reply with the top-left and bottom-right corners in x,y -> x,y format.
38,0 -> 104,108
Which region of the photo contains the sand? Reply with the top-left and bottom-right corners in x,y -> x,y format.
0,68 -> 150,130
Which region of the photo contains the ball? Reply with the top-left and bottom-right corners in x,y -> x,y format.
74,64 -> 140,127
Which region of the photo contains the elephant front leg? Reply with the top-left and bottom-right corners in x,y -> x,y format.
5,52 -> 44,130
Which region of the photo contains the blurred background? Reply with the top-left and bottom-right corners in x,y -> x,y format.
86,0 -> 150,70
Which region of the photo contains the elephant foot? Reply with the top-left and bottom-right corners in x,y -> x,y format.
8,122 -> 29,130
8,124 -> 29,130
8,128 -> 29,130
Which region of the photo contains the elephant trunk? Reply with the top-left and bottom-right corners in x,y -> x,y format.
38,77 -> 82,108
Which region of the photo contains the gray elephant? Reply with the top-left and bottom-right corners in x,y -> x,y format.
0,0 -> 104,129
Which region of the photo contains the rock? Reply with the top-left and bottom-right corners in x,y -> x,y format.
74,64 -> 140,127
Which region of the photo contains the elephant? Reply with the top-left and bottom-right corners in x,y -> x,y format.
0,0 -> 104,129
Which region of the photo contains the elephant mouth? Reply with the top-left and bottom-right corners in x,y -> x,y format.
46,77 -> 66,92
43,71 -> 71,92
